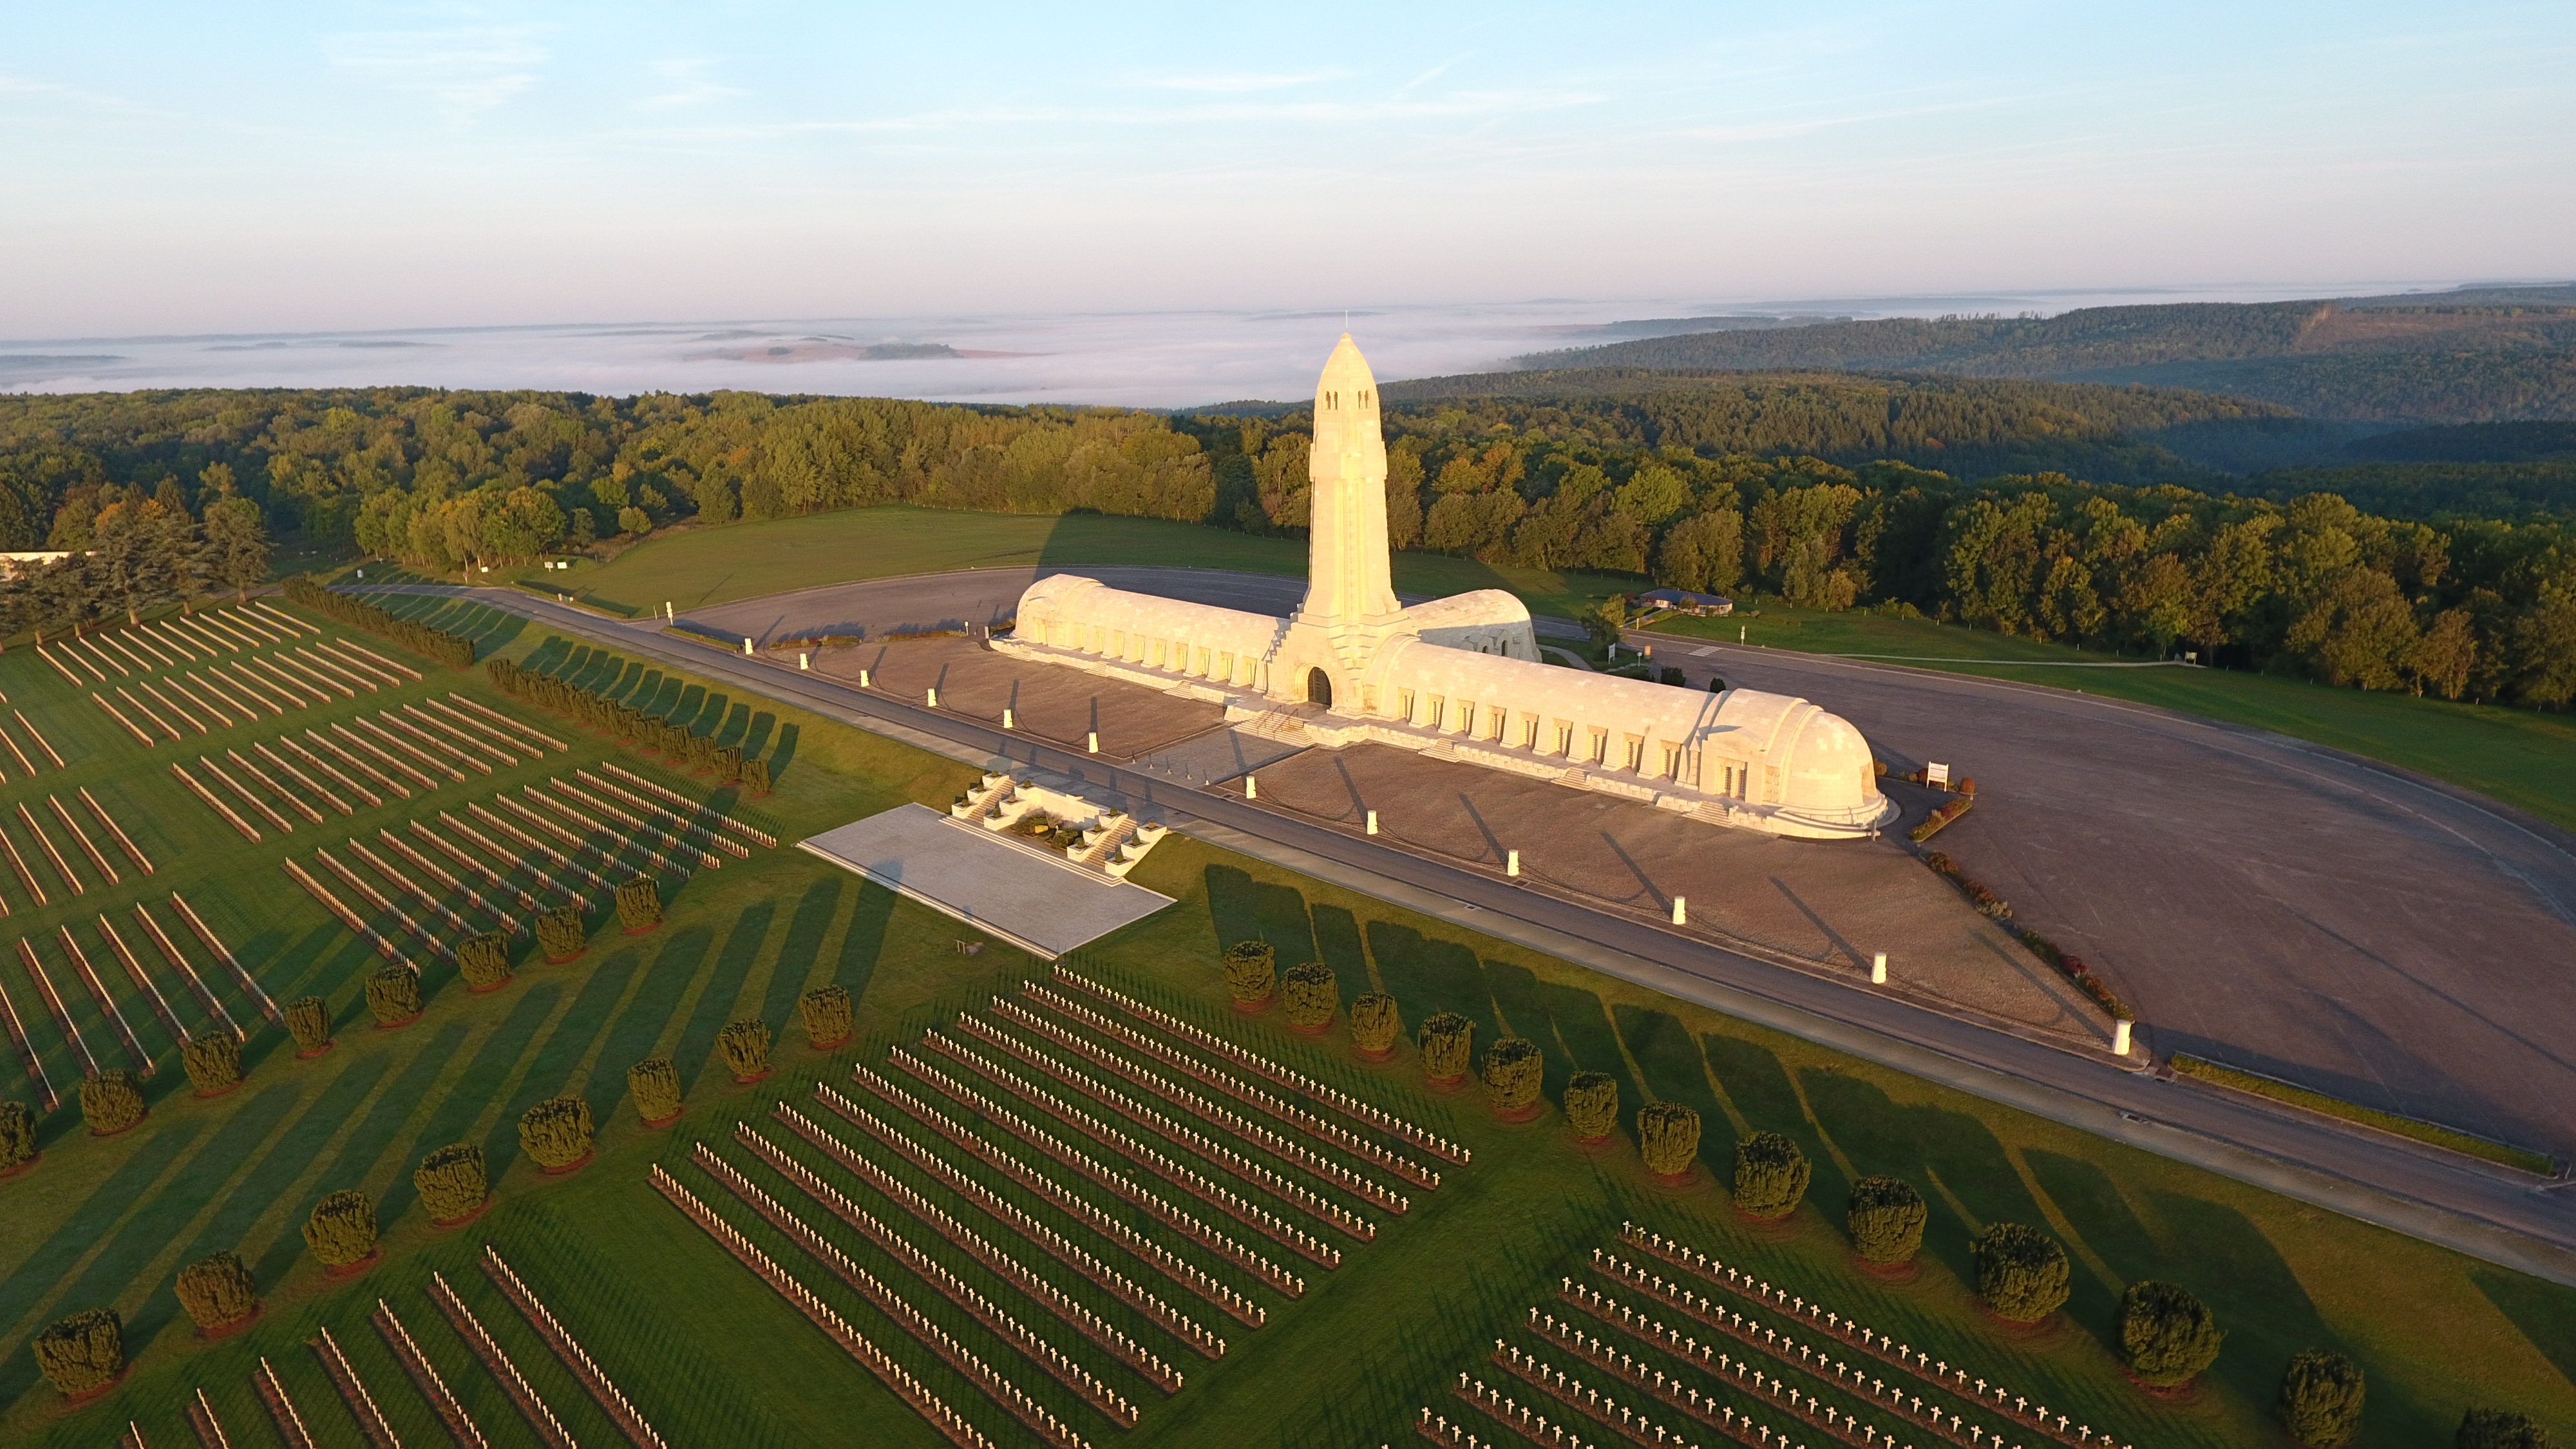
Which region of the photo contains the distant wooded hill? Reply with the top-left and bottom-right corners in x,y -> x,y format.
1520,286 -> 2576,424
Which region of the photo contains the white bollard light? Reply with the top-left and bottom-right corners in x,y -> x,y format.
1506,849 -> 1520,877
1672,896 -> 1687,925
1003,708 -> 1014,730
1366,810 -> 1378,835
1739,625 -> 1747,642
2112,1019 -> 2133,1057
1871,951 -> 1887,985
1245,775 -> 1257,799
799,652 -> 810,670
858,668 -> 871,687
926,687 -> 938,707
665,601 -> 674,621
1087,730 -> 1099,753
743,637 -> 753,655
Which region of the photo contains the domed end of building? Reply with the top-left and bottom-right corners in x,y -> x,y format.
1768,701 -> 1896,835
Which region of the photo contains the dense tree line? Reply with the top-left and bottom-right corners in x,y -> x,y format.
1,382 -> 2570,706
0,480 -> 269,638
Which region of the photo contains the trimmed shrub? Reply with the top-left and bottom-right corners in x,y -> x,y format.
284,994 -> 332,1054
2458,1408 -> 2552,1449
799,985 -> 854,1048
1349,994 -> 1401,1055
1564,1071 -> 1619,1141
1418,1012 -> 1474,1083
174,1251 -> 258,1331
1221,940 -> 1276,1004
2117,1280 -> 2224,1387
181,1031 -> 243,1094
79,1070 -> 146,1136
744,757 -> 772,795
364,965 -> 422,1025
1731,1131 -> 1812,1220
2279,1349 -> 2365,1448
1638,1102 -> 1702,1178
518,1095 -> 594,1170
1847,1176 -> 1928,1265
536,904 -> 586,962
457,932 -> 511,990
616,876 -> 662,933
32,1308 -> 123,1397
1480,1037 -> 1544,1114
1282,962 -> 1336,1029
413,1144 -> 489,1222
629,1056 -> 683,1124
714,744 -> 744,785
303,1189 -> 377,1267
1973,1222 -> 2072,1323
719,1019 -> 772,1080
0,1099 -> 34,1172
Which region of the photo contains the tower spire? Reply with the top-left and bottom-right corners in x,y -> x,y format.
1298,334 -> 1399,643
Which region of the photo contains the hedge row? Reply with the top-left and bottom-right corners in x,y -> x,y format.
484,656 -> 761,791
285,577 -> 475,667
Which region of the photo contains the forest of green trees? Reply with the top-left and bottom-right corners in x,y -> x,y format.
1,381 -> 2569,708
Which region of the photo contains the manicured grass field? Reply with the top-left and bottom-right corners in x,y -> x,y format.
493,504 -> 1645,624
1648,602 -> 2576,831
1,594 -> 2570,1446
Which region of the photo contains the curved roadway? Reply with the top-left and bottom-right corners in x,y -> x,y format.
408,578 -> 2576,1281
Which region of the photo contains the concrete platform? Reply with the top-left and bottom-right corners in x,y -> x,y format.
799,804 -> 1175,958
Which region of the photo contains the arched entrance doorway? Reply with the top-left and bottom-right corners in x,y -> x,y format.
1305,667 -> 1333,708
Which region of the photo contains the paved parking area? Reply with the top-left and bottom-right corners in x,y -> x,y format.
806,636 -> 1226,759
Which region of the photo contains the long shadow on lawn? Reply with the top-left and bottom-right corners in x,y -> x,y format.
1613,1005 -> 1728,1179
120,1084 -> 312,1350
289,1019 -> 471,1232
676,904 -> 777,1094
1367,921 -> 1492,1036
392,991 -> 567,1202
761,876 -> 845,1028
1205,864 -> 1320,965
1799,1068 -> 2052,1297
2472,1267 -> 2576,1396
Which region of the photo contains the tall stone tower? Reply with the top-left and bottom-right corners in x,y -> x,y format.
1294,335 -> 1403,681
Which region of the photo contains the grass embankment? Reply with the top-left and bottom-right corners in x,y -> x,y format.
1649,601 -> 2576,832
1,595 -> 2571,1446
2170,1056 -> 2557,1176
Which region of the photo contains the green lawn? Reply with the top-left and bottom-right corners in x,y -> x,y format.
2,600 -> 2570,1446
478,505 -> 1644,623
1649,601 -> 2576,833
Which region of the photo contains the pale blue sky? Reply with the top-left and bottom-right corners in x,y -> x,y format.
4,2 -> 2570,337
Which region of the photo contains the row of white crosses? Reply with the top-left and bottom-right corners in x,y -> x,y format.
1048,967 -> 1473,1163
1026,980 -> 1447,1187
926,1029 -> 1347,1267
576,767 -> 750,858
482,1246 -> 671,1449
960,1011 -> 1381,1238
889,1047 -> 1309,1295
849,1067 -> 1273,1327
753,1112 -> 1188,1390
596,759 -> 777,847
1526,1305 -> 1876,1445
1450,1376 -> 1605,1447
992,995 -> 1412,1211
650,1169 -> 998,1449
803,1088 -> 1229,1352
1485,1349 -> 1709,1447
1620,1227 -> 2128,1449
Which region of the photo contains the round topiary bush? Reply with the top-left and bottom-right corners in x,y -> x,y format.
2456,1407 -> 2551,1449
364,965 -> 422,1027
536,904 -> 587,963
1973,1222 -> 2071,1323
413,1144 -> 489,1224
1418,1012 -> 1473,1083
719,1019 -> 772,1081
181,1030 -> 243,1095
799,985 -> 854,1049
1349,994 -> 1401,1057
518,1095 -> 594,1172
303,1189 -> 378,1270
457,931 -> 511,991
1480,1037 -> 1544,1117
629,1056 -> 683,1126
174,1251 -> 258,1332
285,994 -> 332,1055
1847,1175 -> 1928,1266
33,1307 -> 123,1398
1222,940 -> 1277,1005
1638,1102 -> 1701,1179
616,877 -> 663,933
2117,1280 -> 2224,1388
0,1099 -> 35,1175
1731,1132 -> 1812,1220
1564,1071 -> 1619,1141
1282,962 -> 1337,1030
79,1070 -> 146,1137
2278,1349 -> 2365,1447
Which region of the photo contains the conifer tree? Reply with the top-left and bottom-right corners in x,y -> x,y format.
1973,1222 -> 2071,1323
1418,1012 -> 1473,1083
536,904 -> 587,962
799,985 -> 853,1048
1846,1176 -> 1927,1265
1282,961 -> 1336,1029
1564,1071 -> 1619,1141
457,931 -> 511,990
79,1070 -> 146,1135
1349,993 -> 1401,1056
303,1190 -> 377,1268
1638,1102 -> 1701,1177
0,1099 -> 35,1173
181,1030 -> 243,1094
629,1056 -> 683,1125
719,1019 -> 772,1081
364,965 -> 422,1025
1480,1036 -> 1544,1114
2278,1350 -> 2365,1448
1731,1132 -> 1812,1220
414,1144 -> 489,1222
285,994 -> 332,1054
1222,940 -> 1276,1004
32,1308 -> 123,1396
175,1251 -> 260,1332
518,1096 -> 594,1171
616,876 -> 662,933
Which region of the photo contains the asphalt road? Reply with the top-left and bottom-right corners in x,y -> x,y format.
402,583 -> 2576,1282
